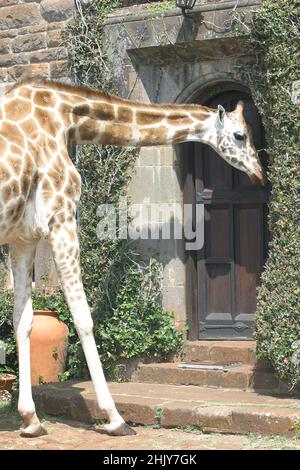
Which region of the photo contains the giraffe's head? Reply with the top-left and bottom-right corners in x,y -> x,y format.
210,101 -> 267,186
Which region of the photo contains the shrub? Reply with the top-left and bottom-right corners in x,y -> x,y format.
241,0 -> 300,387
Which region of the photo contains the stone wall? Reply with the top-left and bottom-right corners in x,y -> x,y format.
0,0 -> 76,97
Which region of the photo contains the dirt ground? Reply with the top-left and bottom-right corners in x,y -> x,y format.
1,411 -> 300,450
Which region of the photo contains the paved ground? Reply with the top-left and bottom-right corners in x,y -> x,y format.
1,411 -> 300,450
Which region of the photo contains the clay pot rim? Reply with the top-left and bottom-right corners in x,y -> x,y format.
33,310 -> 58,317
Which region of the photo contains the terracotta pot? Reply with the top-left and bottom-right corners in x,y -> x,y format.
0,374 -> 16,392
30,310 -> 69,385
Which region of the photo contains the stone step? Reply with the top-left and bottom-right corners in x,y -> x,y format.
131,362 -> 293,394
183,341 -> 267,367
32,380 -> 300,437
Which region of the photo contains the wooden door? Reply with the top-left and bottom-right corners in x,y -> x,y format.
186,91 -> 269,340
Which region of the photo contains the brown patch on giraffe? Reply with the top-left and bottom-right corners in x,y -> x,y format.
0,163 -> 11,182
66,227 -> 76,241
73,104 -> 90,117
117,106 -> 133,123
59,103 -> 72,126
67,169 -> 81,194
18,87 -> 32,101
172,130 -> 190,144
5,99 -> 31,122
57,212 -> 66,224
1,179 -> 20,203
10,144 -> 22,156
47,138 -> 58,155
42,177 -> 52,193
52,195 -> 65,213
0,122 -> 25,148
11,198 -> 25,224
48,168 -> 64,191
48,156 -> 66,192
5,197 -> 25,224
78,119 -> 99,142
136,110 -> 166,126
0,137 -> 7,156
166,114 -> 193,127
101,123 -> 133,146
34,107 -> 60,136
92,103 -> 116,121
140,127 -> 168,146
34,90 -> 56,108
7,155 -> 22,176
20,118 -> 39,140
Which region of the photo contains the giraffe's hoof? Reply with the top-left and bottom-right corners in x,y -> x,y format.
20,423 -> 47,438
105,422 -> 137,436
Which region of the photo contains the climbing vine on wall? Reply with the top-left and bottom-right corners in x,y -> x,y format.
237,0 -> 300,386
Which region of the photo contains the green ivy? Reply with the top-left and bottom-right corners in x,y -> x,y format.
239,0 -> 300,387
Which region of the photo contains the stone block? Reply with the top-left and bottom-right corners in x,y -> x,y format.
0,4 -> 42,30
0,0 -> 19,7
29,47 -> 67,63
0,38 -> 10,54
162,285 -> 186,322
8,62 -> 49,81
40,0 -> 75,23
50,60 -> 69,79
0,52 -> 28,67
46,29 -> 62,48
12,32 -> 47,53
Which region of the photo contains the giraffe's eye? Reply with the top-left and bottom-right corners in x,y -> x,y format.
234,131 -> 246,141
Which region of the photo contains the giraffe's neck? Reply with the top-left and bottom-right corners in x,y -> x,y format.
69,92 -> 215,147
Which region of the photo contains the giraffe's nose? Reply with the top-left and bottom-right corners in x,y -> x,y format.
249,167 -> 267,186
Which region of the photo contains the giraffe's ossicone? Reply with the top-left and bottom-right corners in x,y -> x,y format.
0,80 -> 266,438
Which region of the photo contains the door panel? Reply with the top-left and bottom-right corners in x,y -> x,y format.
191,90 -> 269,339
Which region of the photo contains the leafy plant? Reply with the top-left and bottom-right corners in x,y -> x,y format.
234,0 -> 300,387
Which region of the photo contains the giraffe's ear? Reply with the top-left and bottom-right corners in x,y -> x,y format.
217,105 -> 226,125
235,100 -> 245,118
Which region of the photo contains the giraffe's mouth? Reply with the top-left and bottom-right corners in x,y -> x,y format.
249,170 -> 267,187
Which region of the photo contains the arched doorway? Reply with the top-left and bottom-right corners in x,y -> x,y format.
184,88 -> 270,340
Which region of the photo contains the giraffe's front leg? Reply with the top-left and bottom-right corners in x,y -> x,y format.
49,218 -> 136,436
10,242 -> 45,438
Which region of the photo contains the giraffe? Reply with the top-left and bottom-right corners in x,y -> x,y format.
0,79 -> 266,437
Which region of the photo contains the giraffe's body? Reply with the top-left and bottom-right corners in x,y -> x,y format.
0,80 -> 266,437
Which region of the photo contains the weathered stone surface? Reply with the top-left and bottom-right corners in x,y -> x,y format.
40,0 -> 75,23
184,340 -> 257,365
0,38 -> 10,54
46,29 -> 62,48
50,60 -> 68,79
12,33 -> 47,53
0,53 -> 28,67
29,47 -> 67,63
31,380 -> 300,437
0,4 -> 43,30
132,362 -> 253,390
0,0 -> 19,7
8,62 -> 49,81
